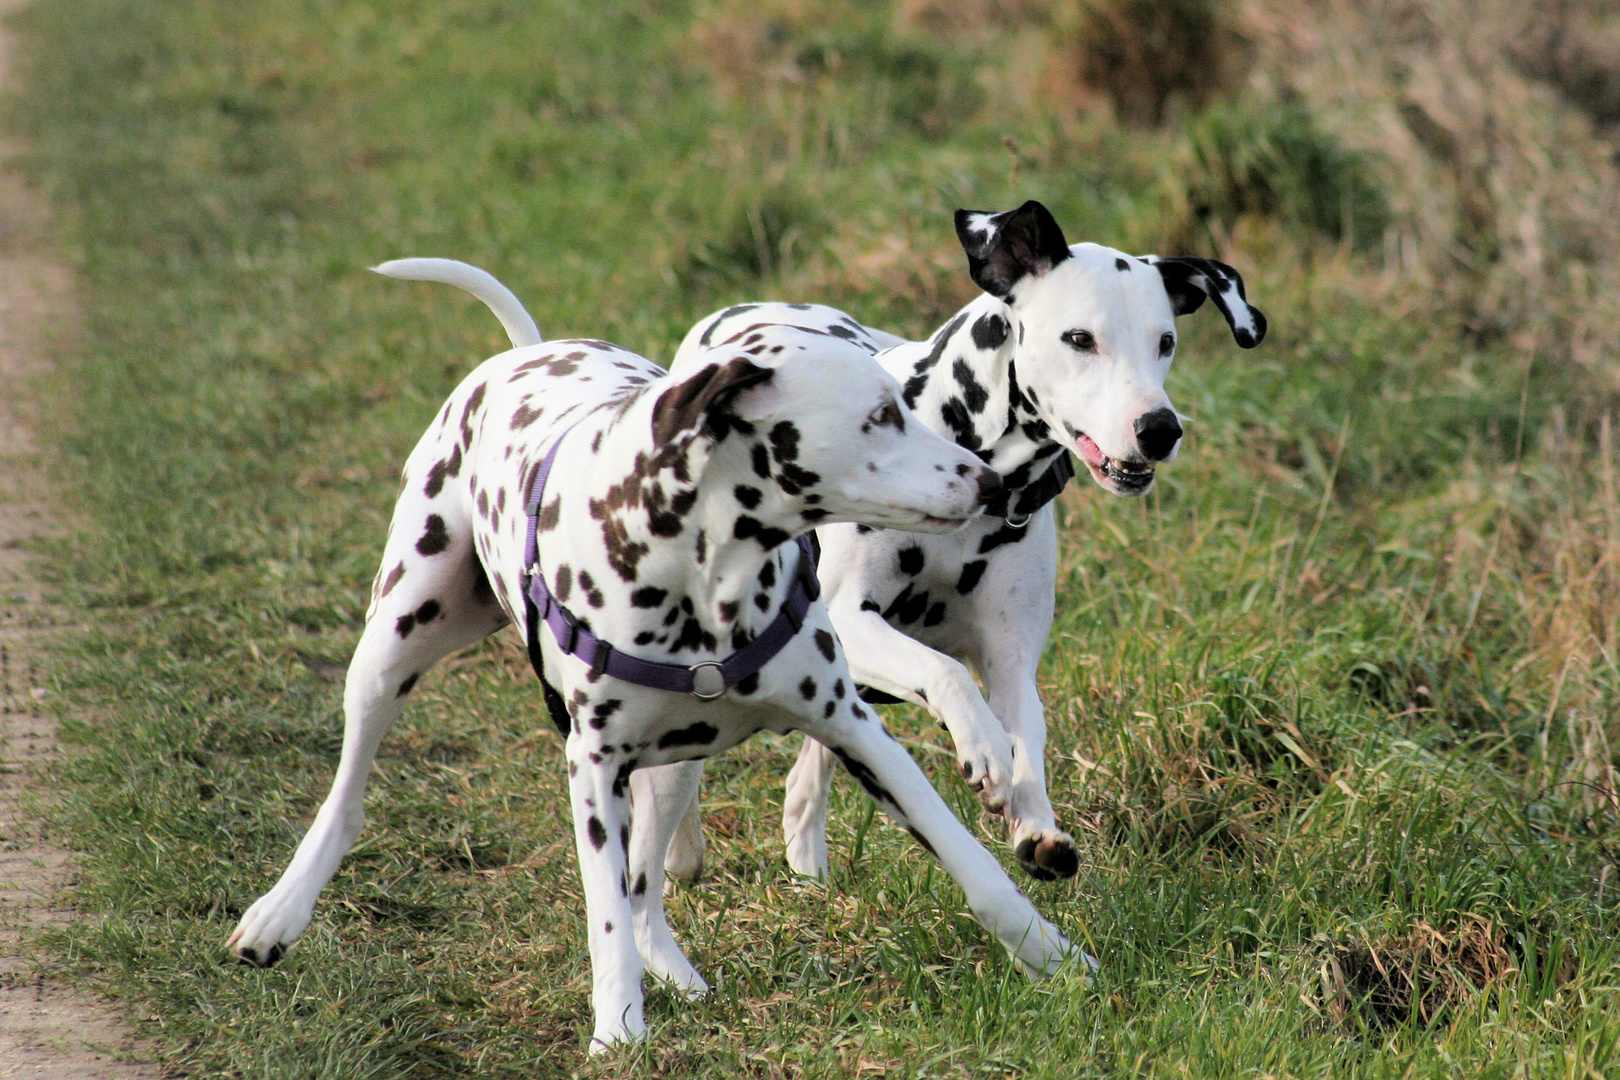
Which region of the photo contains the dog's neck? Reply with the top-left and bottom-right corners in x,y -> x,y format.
556,404 -> 801,660
895,294 -> 1066,496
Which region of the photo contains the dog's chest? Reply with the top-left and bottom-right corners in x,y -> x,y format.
575,685 -> 796,766
436,344 -> 814,756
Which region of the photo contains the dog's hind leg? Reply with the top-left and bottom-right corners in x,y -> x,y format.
781,601 -> 1014,877
628,761 -> 708,995
660,762 -> 707,884
229,485 -> 506,966
782,740 -> 835,878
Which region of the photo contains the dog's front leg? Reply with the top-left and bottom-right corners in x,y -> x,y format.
982,671 -> 1078,879
780,601 -> 1014,878
800,711 -> 1080,979
974,510 -> 1079,880
628,762 -> 708,996
568,740 -> 645,1052
824,603 -> 1013,809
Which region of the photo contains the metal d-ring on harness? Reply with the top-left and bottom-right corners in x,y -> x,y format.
520,425 -> 820,718
1004,512 -> 1031,528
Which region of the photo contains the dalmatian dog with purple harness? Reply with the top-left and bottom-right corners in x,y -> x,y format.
661,200 -> 1267,884
227,257 -> 1075,1050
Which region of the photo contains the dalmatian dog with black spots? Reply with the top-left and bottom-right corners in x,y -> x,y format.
662,200 -> 1267,883
226,257 -> 1076,1051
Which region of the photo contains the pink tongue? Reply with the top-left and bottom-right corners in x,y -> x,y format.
1074,432 -> 1107,468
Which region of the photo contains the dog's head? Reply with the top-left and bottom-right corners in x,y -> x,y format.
955,200 -> 1267,497
660,325 -> 1000,532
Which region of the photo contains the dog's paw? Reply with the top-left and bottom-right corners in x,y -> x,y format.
227,892 -> 313,967
953,724 -> 1014,815
959,756 -> 1008,816
952,751 -> 1004,809
1013,829 -> 1081,881
588,1015 -> 648,1055
645,953 -> 710,1000
637,913 -> 710,998
1007,916 -> 1074,980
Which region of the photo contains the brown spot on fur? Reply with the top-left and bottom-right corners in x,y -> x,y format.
511,401 -> 544,430
459,383 -> 487,448
416,515 -> 450,556
423,444 -> 463,497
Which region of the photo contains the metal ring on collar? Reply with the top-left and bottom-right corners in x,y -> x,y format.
1005,512 -> 1031,528
689,661 -> 727,700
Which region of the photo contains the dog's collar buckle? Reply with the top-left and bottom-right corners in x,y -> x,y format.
688,662 -> 726,701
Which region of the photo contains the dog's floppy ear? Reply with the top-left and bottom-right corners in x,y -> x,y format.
954,200 -> 1071,300
652,357 -> 775,446
1141,255 -> 1268,349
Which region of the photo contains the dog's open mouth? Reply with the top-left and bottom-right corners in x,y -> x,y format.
1072,431 -> 1155,495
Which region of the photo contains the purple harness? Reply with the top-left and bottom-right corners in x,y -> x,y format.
522,426 -> 819,719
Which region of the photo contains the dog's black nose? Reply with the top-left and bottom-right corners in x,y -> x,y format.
975,466 -> 1003,505
1134,408 -> 1182,461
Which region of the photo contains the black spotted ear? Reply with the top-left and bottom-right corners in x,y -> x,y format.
1142,255 -> 1268,348
651,357 -> 775,445
954,200 -> 1071,300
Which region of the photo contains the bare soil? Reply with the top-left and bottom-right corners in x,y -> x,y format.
0,1 -> 161,1075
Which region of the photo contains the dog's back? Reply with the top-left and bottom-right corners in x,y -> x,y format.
373,340 -> 663,629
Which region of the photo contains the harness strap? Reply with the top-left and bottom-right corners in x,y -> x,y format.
521,427 -> 820,711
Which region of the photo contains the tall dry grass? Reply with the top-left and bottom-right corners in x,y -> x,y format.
1242,0 -> 1620,357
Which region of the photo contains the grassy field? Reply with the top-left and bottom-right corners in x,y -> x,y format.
8,0 -> 1620,1075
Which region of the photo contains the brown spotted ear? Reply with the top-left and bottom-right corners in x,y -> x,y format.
651,358 -> 775,445
954,200 -> 1071,300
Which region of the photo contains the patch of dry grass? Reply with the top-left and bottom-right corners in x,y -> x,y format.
1322,915 -> 1528,1028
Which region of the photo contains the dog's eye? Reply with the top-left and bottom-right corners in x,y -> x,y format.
1062,329 -> 1096,353
1160,333 -> 1175,354
866,400 -> 905,432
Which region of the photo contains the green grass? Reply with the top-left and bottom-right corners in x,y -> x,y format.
8,0 -> 1620,1076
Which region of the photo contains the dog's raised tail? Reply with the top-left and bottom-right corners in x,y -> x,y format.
372,258 -> 543,349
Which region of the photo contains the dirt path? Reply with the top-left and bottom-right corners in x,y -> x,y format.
0,2 -> 161,1076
